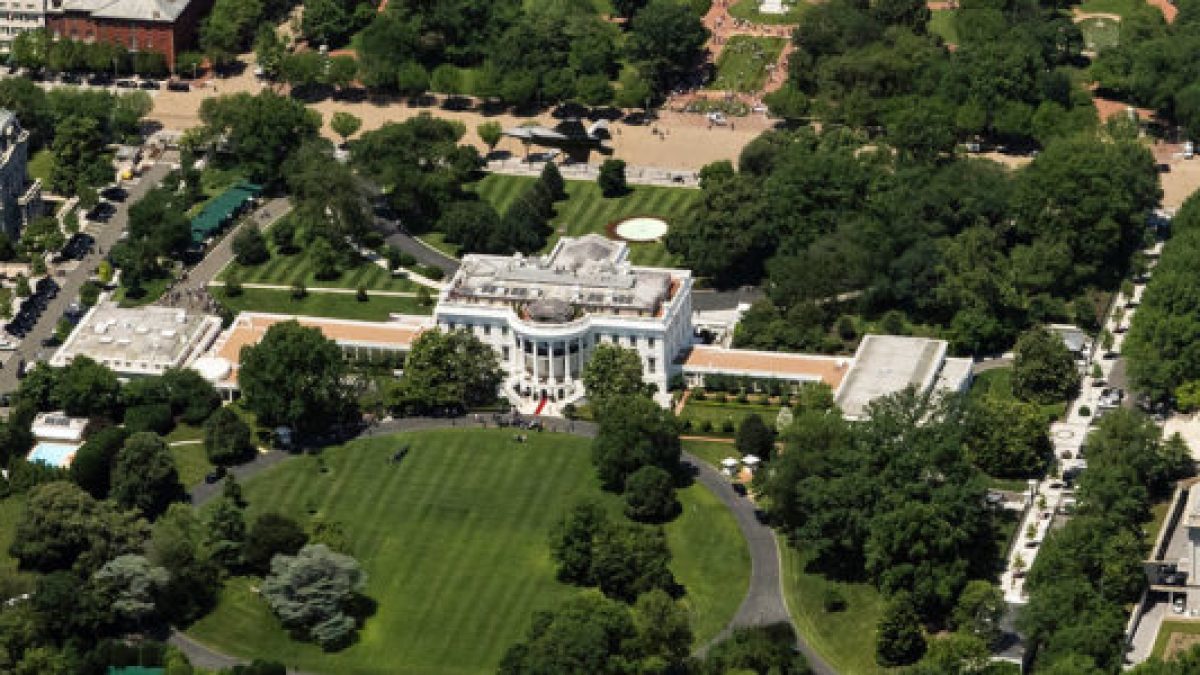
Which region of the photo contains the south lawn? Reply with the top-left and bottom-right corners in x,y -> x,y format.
219,246 -> 418,293
187,429 -> 749,674
458,174 -> 699,267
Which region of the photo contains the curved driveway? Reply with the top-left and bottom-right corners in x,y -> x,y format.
173,417 -> 831,673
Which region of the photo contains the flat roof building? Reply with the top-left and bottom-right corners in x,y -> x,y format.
50,302 -> 222,377
835,334 -> 973,420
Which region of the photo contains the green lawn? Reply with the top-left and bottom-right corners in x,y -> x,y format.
417,231 -> 461,258
929,10 -> 960,44
27,149 -> 53,186
188,429 -> 748,673
728,0 -> 808,24
165,423 -> 206,444
1079,16 -> 1121,52
170,442 -> 215,489
683,439 -> 740,469
1151,620 -> 1200,659
969,367 -> 1066,422
220,249 -> 418,293
709,36 -> 787,93
1145,497 -> 1173,551
114,275 -> 173,307
213,287 -> 432,322
780,543 -> 891,675
468,174 -> 699,267
680,399 -> 779,435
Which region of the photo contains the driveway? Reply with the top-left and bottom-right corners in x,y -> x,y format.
175,197 -> 292,294
0,162 -> 173,394
171,416 -> 824,672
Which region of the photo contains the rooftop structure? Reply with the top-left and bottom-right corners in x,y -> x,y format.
681,345 -> 851,391
49,0 -> 191,22
197,312 -> 432,394
50,302 -> 222,377
31,411 -> 87,442
835,334 -> 973,419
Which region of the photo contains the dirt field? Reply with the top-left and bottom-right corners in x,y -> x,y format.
147,59 -> 772,172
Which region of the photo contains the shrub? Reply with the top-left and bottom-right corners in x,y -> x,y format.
123,403 -> 174,435
822,586 -> 847,613
1078,405 -> 1091,417
699,420 -> 714,433
355,285 -> 368,302
721,419 -> 736,433
291,281 -> 306,300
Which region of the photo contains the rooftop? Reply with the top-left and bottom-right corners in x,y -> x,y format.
681,345 -> 850,390
835,334 -> 949,419
444,235 -> 685,318
50,0 -> 193,22
50,303 -> 222,375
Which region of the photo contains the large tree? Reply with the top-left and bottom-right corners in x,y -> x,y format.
625,0 -> 707,93
244,512 -> 309,574
581,344 -> 645,409
1012,327 -> 1080,405
591,395 -> 681,492
199,91 -> 321,186
10,481 -> 147,574
385,329 -> 502,415
51,356 -> 120,418
48,115 -> 111,197
499,592 -> 641,674
110,432 -> 185,519
204,406 -> 256,466
238,320 -> 358,435
262,544 -> 366,649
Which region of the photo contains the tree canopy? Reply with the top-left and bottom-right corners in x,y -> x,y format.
384,329 -> 502,415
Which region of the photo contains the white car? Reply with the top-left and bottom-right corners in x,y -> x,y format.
1174,596 -> 1187,614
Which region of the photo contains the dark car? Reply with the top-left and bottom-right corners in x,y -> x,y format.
115,79 -> 137,89
204,466 -> 228,484
100,186 -> 127,202
139,80 -> 160,90
166,80 -> 190,92
60,73 -> 82,85
87,202 -> 116,221
87,73 -> 112,86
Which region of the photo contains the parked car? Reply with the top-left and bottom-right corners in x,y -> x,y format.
166,80 -> 190,92
139,79 -> 160,90
115,79 -> 137,89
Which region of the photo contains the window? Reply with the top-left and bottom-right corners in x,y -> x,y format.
502,326 -> 509,336
483,324 -> 491,336
648,337 -> 655,348
647,358 -> 656,374
629,335 -> 638,347
502,346 -> 510,360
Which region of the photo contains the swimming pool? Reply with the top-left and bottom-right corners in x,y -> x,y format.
27,442 -> 80,468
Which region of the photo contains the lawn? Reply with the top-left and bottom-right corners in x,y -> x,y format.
780,542 -> 891,675
728,0 -> 808,24
929,10 -> 960,44
969,367 -> 1066,422
187,429 -> 748,673
1145,497 -> 1173,551
467,174 -> 699,267
680,398 -> 780,435
170,442 -> 215,489
114,275 -> 173,308
220,248 -> 418,293
213,287 -> 432,322
708,36 -> 787,93
27,149 -> 53,186
682,439 -> 739,469
1079,16 -> 1121,52
1151,620 -> 1200,659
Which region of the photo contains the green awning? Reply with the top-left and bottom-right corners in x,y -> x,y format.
189,182 -> 263,244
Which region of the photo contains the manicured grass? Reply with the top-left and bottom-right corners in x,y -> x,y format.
470,174 -> 699,267
188,429 -> 748,673
988,476 -> 1034,493
417,231 -> 461,258
27,149 -> 53,186
1079,16 -> 1121,52
680,399 -> 779,435
170,442 -> 215,489
213,287 -> 432,322
683,439 -> 739,469
1145,497 -> 1173,551
165,423 -> 206,444
114,275 -> 173,307
1151,620 -> 1200,659
220,249 -> 418,293
780,543 -> 891,675
708,36 -> 787,93
929,9 -> 960,44
728,0 -> 808,24
969,367 -> 1066,422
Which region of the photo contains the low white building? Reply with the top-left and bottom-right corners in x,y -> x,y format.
0,0 -> 45,55
435,235 -> 692,412
50,302 -> 222,377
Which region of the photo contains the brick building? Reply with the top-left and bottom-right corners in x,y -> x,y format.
46,0 -> 213,70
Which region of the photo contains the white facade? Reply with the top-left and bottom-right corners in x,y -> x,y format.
0,0 -> 45,54
435,236 -> 693,412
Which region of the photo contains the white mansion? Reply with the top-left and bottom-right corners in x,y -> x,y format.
434,235 -> 692,409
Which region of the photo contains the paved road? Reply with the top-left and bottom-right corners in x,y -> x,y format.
376,218 -> 461,276
175,197 -> 292,294
0,162 -> 173,394
171,415 -> 823,672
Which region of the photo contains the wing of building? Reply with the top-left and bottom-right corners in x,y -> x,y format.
46,0 -> 213,68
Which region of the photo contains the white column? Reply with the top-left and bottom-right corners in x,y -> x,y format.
532,341 -> 540,384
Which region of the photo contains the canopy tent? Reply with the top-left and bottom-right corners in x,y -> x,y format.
189,181 -> 263,244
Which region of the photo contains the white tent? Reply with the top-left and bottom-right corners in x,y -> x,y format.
721,457 -> 740,468
743,454 -> 762,466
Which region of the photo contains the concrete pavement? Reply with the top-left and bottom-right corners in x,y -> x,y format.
0,162 -> 174,394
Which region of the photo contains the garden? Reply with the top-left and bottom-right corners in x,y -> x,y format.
708,36 -> 787,93
187,428 -> 749,674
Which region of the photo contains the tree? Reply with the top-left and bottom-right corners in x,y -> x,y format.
52,355 -> 120,418
204,406 -> 255,466
252,26 -> 285,79
385,329 -> 502,415
477,121 -> 503,153
908,633 -> 991,675
244,512 -> 309,574
951,580 -> 1005,648
735,413 -> 775,459
964,396 -> 1052,477
161,367 -> 222,424
199,91 -> 321,187
262,544 -> 366,650
431,64 -> 463,95
301,0 -> 356,48
540,161 -> 566,200
149,503 -> 220,623
591,522 -> 677,602
550,500 -> 609,585
49,115 -> 111,196
632,589 -> 692,665
123,403 -> 174,435
395,61 -> 430,98
598,158 -> 627,197
499,592 -> 640,674
703,623 -> 811,674
1013,326 -> 1080,404
593,395 -> 681,491
69,426 -> 128,499
581,343 -> 645,408
436,200 -> 502,253
238,320 -> 357,435
876,594 -> 927,666
13,274 -> 29,298
625,0 -> 707,93
233,225 -> 270,265
271,215 -> 298,253
10,481 -> 148,574
93,554 -> 169,627
330,112 -> 362,146
623,465 -> 680,523
110,432 -> 185,519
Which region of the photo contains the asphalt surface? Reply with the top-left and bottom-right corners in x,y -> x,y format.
174,197 -> 293,294
170,416 -> 820,673
377,218 -> 461,276
0,162 -> 173,395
